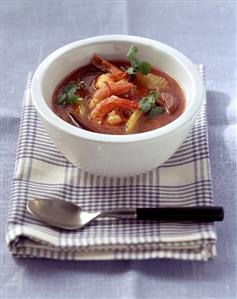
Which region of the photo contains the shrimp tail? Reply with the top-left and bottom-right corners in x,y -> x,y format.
91,54 -> 125,79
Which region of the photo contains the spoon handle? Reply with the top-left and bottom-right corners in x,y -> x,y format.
136,206 -> 224,222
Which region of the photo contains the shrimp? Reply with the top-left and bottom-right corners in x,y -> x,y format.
89,82 -> 134,109
90,54 -> 134,109
95,74 -> 115,89
91,54 -> 127,81
90,96 -> 138,124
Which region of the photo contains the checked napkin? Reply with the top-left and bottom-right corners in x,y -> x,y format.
6,65 -> 217,261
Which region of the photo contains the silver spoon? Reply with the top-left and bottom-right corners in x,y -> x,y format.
27,199 -> 224,230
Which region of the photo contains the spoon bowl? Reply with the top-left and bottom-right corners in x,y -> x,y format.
27,199 -> 100,229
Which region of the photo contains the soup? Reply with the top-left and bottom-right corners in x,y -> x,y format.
52,46 -> 185,134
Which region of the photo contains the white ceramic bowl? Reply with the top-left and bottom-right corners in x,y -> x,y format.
31,35 -> 204,177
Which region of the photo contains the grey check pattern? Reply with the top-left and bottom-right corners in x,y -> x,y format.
6,66 -> 217,261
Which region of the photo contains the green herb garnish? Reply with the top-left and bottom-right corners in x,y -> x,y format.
139,90 -> 165,117
127,46 -> 151,75
57,81 -> 85,105
148,106 -> 165,117
139,90 -> 158,112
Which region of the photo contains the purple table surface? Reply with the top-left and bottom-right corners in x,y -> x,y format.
1,2 -> 236,299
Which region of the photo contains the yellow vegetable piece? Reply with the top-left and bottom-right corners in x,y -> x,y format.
126,109 -> 143,133
107,110 -> 123,125
136,73 -> 168,90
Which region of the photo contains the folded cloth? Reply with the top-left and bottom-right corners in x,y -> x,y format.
6,65 -> 216,261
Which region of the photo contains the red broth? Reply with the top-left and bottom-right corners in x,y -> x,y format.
52,59 -> 185,134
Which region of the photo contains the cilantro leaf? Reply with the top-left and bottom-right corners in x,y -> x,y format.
126,46 -> 151,75
148,106 -> 165,117
139,91 -> 159,113
56,81 -> 84,105
139,91 -> 165,116
67,85 -> 79,98
56,94 -> 68,105
127,46 -> 139,68
63,83 -> 77,94
137,61 -> 151,75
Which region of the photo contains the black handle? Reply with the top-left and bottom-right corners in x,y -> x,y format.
136,206 -> 224,222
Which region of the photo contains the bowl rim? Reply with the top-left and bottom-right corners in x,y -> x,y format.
31,34 -> 204,143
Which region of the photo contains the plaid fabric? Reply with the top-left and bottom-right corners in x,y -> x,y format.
6,65 -> 217,261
